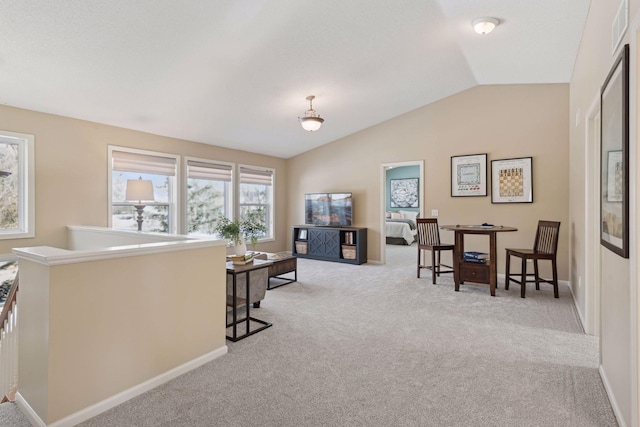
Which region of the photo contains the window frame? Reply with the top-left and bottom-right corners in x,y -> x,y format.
0,130 -> 35,240
184,156 -> 235,237
238,164 -> 275,243
108,146 -> 180,234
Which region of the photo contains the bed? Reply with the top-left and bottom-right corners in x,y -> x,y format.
385,210 -> 418,245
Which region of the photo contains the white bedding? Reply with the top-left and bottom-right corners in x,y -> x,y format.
385,221 -> 416,245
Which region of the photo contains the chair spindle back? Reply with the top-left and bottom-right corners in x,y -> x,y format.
533,220 -> 561,254
417,218 -> 441,246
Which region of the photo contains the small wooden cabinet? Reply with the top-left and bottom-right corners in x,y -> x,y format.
292,225 -> 367,265
459,263 -> 490,283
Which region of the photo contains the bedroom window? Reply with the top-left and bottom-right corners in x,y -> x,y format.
238,165 -> 274,241
109,147 -> 179,233
186,158 -> 233,236
0,131 -> 35,239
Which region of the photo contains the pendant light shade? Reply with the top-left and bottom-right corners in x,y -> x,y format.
299,95 -> 324,131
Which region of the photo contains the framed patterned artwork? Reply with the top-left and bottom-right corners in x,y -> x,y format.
490,157 -> 533,204
450,153 -> 487,197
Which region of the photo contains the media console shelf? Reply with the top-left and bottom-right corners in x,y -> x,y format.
292,225 -> 367,265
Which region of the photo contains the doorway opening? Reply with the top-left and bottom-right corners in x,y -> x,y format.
380,160 -> 424,265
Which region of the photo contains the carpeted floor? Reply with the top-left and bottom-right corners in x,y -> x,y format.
0,244 -> 618,426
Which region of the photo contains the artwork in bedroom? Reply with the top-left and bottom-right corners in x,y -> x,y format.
390,178 -> 419,208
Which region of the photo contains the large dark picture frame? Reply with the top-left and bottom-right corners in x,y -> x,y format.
600,44 -> 629,258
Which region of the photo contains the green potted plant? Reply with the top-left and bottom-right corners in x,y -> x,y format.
214,213 -> 267,255
214,216 -> 243,246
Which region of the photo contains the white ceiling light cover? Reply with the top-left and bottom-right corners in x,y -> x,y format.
472,17 -> 499,34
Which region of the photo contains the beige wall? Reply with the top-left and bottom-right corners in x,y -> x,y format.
287,84 -> 570,279
570,1 -> 640,425
19,244 -> 226,424
0,105 -> 289,254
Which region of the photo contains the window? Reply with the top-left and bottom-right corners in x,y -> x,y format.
186,158 -> 233,236
0,131 -> 34,239
239,165 -> 274,240
109,147 -> 179,233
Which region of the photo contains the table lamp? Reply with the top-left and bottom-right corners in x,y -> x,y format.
125,177 -> 155,231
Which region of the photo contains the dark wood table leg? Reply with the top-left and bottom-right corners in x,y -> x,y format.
454,231 -> 463,291
489,232 -> 496,296
232,274 -> 237,339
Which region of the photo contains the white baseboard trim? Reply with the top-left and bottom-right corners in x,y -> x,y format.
566,280 -> 587,334
15,392 -> 45,427
16,345 -> 228,427
599,365 -> 627,427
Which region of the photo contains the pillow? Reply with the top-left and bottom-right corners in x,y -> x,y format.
386,211 -> 392,219
398,210 -> 418,221
390,212 -> 403,219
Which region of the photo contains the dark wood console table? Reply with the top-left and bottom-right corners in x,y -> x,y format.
226,259 -> 273,341
292,225 -> 367,265
439,225 -> 517,296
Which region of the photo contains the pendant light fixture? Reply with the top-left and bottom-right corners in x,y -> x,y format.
299,95 -> 324,132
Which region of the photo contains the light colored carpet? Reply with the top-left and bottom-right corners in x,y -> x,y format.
0,244 -> 618,426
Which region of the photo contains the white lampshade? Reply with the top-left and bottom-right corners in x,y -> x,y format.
472,17 -> 499,35
299,116 -> 324,132
125,178 -> 154,202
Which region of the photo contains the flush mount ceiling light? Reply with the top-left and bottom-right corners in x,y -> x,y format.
472,17 -> 499,35
298,95 -> 324,132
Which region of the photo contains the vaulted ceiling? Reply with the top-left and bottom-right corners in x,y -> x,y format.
0,1 -> 590,158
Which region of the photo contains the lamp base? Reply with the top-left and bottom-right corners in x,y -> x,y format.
133,204 -> 146,231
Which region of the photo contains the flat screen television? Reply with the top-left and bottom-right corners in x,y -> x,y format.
305,193 -> 353,226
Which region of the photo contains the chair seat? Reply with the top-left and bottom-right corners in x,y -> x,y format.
505,220 -> 560,298
422,244 -> 454,251
506,248 -> 555,259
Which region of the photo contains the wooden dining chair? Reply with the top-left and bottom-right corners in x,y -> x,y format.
504,220 -> 561,298
417,218 -> 454,284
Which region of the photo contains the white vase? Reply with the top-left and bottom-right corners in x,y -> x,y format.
234,239 -> 247,256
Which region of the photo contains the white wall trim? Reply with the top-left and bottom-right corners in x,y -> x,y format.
13,238 -> 225,266
16,346 -> 228,427
567,278 -> 588,334
600,365 -> 628,427
584,93 -> 602,338
629,10 -> 640,426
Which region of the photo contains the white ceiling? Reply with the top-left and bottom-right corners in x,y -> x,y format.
0,1 -> 590,158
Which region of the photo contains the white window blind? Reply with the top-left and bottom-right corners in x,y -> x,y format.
112,150 -> 176,176
239,166 -> 273,186
187,160 -> 232,181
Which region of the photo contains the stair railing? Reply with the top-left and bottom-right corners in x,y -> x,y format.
0,276 -> 19,403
